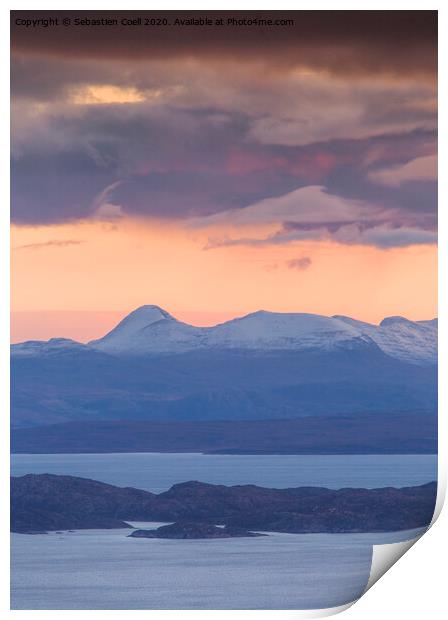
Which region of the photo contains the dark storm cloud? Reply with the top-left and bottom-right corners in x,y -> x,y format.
11,54 -> 175,103
204,218 -> 437,250
11,55 -> 118,101
12,105 -> 304,223
11,10 -> 437,78
325,162 -> 438,230
10,10 -> 437,247
11,97 -> 437,233
11,150 -> 116,225
275,215 -> 438,248
111,171 -> 291,219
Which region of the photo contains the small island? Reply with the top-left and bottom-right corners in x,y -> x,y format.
128,521 -> 266,539
11,474 -> 437,535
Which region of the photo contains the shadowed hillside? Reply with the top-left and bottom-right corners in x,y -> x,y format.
11,474 -> 437,535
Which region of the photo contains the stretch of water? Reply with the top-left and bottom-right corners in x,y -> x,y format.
11,525 -> 425,610
10,453 -> 437,493
11,452 -> 436,609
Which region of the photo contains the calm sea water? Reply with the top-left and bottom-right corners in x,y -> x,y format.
10,453 -> 437,493
11,525 -> 425,610
11,453 -> 436,609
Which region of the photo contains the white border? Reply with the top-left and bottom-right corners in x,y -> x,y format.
3,3 -> 445,619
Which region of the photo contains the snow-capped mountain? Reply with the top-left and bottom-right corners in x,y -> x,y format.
88,305 -> 374,355
12,305 -> 437,365
205,311 -> 373,352
11,305 -> 437,428
11,338 -> 89,357
86,305 -> 436,364
333,315 -> 437,365
88,305 -> 208,354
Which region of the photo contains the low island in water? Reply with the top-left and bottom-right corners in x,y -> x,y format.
11,473 -> 437,536
129,522 -> 266,539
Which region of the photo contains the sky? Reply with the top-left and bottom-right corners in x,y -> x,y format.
10,11 -> 437,342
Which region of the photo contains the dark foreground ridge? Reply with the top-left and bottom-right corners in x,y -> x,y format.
11,474 -> 437,535
128,522 -> 266,539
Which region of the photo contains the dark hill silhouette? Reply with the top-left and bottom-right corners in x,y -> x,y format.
11,474 -> 437,535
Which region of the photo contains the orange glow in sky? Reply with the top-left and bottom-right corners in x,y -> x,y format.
10,13 -> 437,344
11,218 -> 437,343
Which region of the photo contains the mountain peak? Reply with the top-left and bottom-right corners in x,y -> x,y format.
88,304 -> 176,349
125,305 -> 175,323
84,306 -> 437,364
108,304 -> 176,333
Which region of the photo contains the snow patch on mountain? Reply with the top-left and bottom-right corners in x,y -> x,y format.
87,307 -> 378,356
94,305 -> 174,339
87,305 -> 207,354
334,315 -> 437,364
11,305 -> 437,365
11,338 -> 88,357
207,311 -> 373,351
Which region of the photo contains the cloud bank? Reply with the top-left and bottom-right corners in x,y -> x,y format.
11,10 -> 437,249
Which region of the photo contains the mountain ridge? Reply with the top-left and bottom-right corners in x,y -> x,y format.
12,304 -> 437,365
11,305 -> 437,428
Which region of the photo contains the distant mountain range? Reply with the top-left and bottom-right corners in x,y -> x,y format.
13,305 -> 437,364
11,306 -> 437,431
